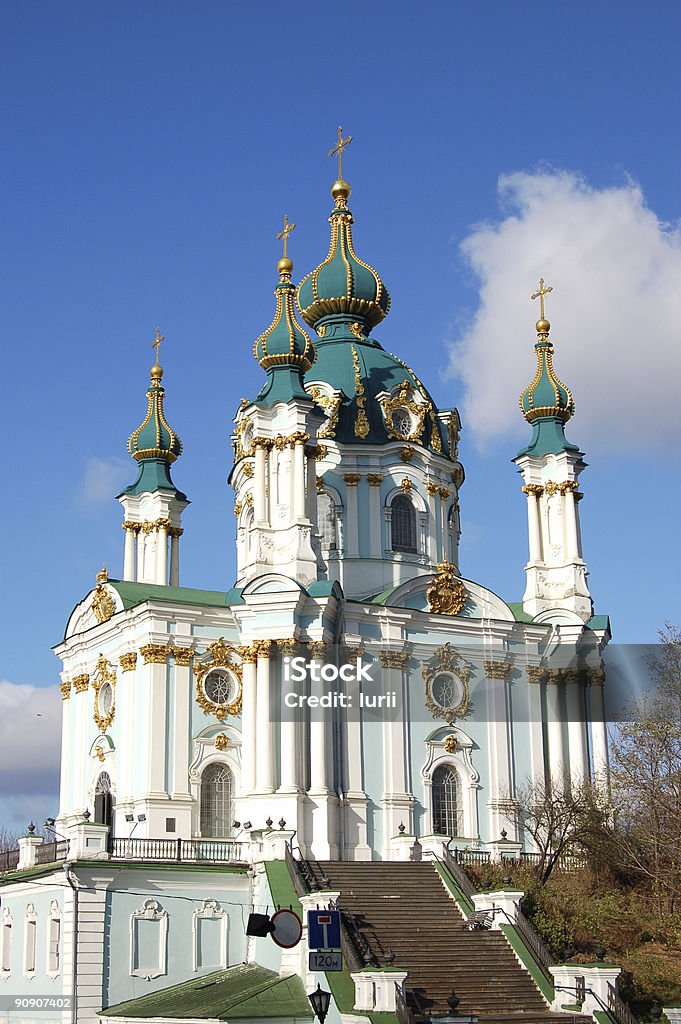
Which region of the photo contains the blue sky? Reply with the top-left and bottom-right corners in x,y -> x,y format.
1,1 -> 680,830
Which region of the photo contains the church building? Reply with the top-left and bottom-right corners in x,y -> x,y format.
0,139 -> 615,1024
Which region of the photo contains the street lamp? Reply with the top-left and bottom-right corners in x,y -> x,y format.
308,983 -> 331,1024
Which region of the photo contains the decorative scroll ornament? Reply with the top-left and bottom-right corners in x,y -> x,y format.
91,567 -> 115,624
426,561 -> 467,616
380,380 -> 431,442
119,652 -> 137,672
422,643 -> 470,725
351,346 -> 370,439
214,733 -> 229,751
444,735 -> 458,753
307,385 -> 341,439
193,638 -> 243,721
92,654 -> 116,733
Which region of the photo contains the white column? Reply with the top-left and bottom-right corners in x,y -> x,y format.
171,652 -> 193,803
240,650 -> 257,795
279,641 -> 300,793
427,488 -> 438,562
255,642 -> 274,793
305,449 -> 316,522
156,525 -> 168,585
379,654 -> 412,851
309,643 -> 329,794
565,669 -> 588,783
526,667 -> 546,791
563,488 -> 580,560
293,440 -> 306,518
525,488 -> 542,561
344,476 -> 359,556
588,670 -> 609,782
146,656 -> 168,799
546,671 -> 566,790
169,530 -> 180,586
485,663 -> 514,837
58,682 -> 72,818
135,530 -> 145,582
123,526 -> 135,581
368,477 -> 382,556
254,444 -> 267,523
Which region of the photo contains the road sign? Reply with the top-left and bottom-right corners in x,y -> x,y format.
307,909 -> 341,950
309,950 -> 343,972
270,909 -> 303,949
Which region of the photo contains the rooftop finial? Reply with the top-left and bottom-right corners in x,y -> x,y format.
276,214 -> 296,279
329,126 -> 353,205
151,327 -> 165,378
531,277 -> 553,334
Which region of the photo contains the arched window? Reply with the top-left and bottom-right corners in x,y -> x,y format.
200,763 -> 234,839
432,764 -> 462,837
317,492 -> 336,549
391,495 -> 417,553
94,771 -> 113,838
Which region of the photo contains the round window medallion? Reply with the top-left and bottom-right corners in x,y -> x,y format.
98,681 -> 113,717
204,668 -> 238,706
430,672 -> 464,710
392,408 -> 412,437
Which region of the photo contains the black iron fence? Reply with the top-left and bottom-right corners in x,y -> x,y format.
0,848 -> 19,873
34,840 -> 69,865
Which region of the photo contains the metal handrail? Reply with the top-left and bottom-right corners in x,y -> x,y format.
395,981 -> 417,1024
441,843 -> 477,901
607,981 -> 638,1024
513,907 -> 556,987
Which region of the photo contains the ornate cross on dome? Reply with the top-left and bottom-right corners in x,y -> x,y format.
276,214 -> 295,258
152,327 -> 165,366
531,278 -> 553,321
329,125 -> 353,179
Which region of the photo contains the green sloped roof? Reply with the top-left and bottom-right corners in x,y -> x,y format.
101,963 -> 313,1020
110,580 -> 245,610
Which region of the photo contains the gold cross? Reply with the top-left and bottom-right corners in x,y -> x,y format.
152,327 -> 165,365
276,214 -> 295,258
328,125 -> 353,179
531,277 -> 553,320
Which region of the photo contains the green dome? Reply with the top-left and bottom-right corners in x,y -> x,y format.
297,181 -> 390,333
128,364 -> 183,463
304,334 -> 455,460
520,321 -> 574,423
254,262 -> 316,372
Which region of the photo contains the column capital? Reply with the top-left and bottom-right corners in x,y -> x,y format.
367,473 -> 384,486
73,673 -> 90,693
276,638 -> 301,657
526,664 -> 546,685
484,659 -> 513,680
308,640 -> 332,660
119,652 -> 138,672
522,483 -> 544,497
60,680 -> 72,700
238,644 -> 258,664
379,650 -> 411,670
343,473 -> 361,486
139,643 -> 171,665
171,645 -> 194,666
253,639 -> 273,659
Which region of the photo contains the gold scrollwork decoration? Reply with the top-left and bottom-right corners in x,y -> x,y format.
422,643 -> 470,725
351,346 -> 370,439
426,561 -> 467,616
484,660 -> 513,680
381,381 -> 431,442
92,654 -> 116,733
91,576 -> 115,624
400,446 -> 415,463
140,644 -> 172,664
60,681 -> 71,700
308,386 -> 342,440
119,652 -> 137,672
444,735 -> 458,753
172,646 -> 194,667
73,674 -> 90,694
192,637 -> 244,721
214,733 -> 229,751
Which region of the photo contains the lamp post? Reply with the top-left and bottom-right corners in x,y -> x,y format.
308,983 -> 332,1024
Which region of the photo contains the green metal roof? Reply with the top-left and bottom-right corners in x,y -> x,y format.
101,963 -> 313,1021
110,580 -> 245,610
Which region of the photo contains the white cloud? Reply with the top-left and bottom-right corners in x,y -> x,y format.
448,169 -> 681,452
79,456 -> 130,505
0,682 -> 61,821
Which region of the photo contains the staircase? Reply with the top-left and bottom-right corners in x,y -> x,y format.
309,860 -> 589,1024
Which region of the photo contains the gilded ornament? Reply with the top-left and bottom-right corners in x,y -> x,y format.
400,477 -> 412,493
73,674 -> 90,694
252,639 -> 273,659
91,574 -> 115,625
349,322 -> 365,340
438,486 -> 451,499
234,500 -> 242,517
381,380 -> 430,442
340,645 -> 365,664
366,473 -> 384,486
379,650 -> 411,670
426,561 -> 467,616
242,462 -> 254,478
140,644 -> 171,665
444,735 -> 458,754
351,346 -> 370,439
214,733 -> 229,752
316,325 -> 327,339
328,124 -> 353,182
588,667 -> 605,686
95,745 -> 106,763
484,660 -> 513,680
307,387 -> 342,440
400,446 -> 415,463
238,644 -> 258,664
426,482 -> 440,497
122,521 -> 141,533
526,665 -> 546,685
193,638 -> 243,721
316,476 -> 324,493
429,410 -> 442,453
344,473 -> 360,486
316,445 -> 328,460
277,638 -> 301,657
531,277 -> 553,323
308,640 -> 331,660
544,480 -> 560,497
447,414 -> 460,460
119,652 -> 137,672
60,681 -> 71,701
422,643 -> 470,725
244,492 -> 253,508
92,654 -> 116,733
522,484 -> 544,498
172,646 -> 194,666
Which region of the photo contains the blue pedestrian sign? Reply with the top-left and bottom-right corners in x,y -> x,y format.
307,909 -> 341,950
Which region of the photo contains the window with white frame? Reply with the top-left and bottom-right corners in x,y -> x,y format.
24,905 -> 37,976
391,495 -> 417,553
1,907 -> 12,974
47,901 -> 61,976
200,763 -> 234,838
432,764 -> 463,837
